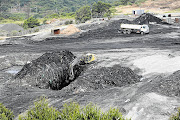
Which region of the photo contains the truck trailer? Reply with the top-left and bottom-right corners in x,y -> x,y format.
120,24 -> 149,35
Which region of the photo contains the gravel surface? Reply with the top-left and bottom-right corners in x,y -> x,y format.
153,70 -> 180,97
0,15 -> 180,120
0,23 -> 23,32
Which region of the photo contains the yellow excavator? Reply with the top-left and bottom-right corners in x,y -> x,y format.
69,53 -> 96,80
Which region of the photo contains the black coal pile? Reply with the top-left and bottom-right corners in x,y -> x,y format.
86,65 -> 141,87
153,70 -> 180,97
64,65 -> 141,93
133,13 -> 166,25
79,19 -> 132,39
15,50 -> 82,90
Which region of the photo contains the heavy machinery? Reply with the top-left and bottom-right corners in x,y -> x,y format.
120,24 -> 149,35
69,53 -> 96,80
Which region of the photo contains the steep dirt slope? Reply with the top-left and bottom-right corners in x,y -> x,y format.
116,0 -> 180,14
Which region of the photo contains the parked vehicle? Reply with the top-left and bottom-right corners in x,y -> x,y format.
120,24 -> 149,35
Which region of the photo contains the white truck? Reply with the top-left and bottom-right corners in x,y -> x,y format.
120,24 -> 149,35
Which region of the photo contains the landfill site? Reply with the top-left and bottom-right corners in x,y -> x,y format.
0,13 -> 180,120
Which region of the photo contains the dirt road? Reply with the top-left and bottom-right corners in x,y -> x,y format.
0,20 -> 180,120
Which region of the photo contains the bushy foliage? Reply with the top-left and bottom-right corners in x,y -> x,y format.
0,103 -> 14,120
65,20 -> 73,25
170,108 -> 180,120
75,5 -> 91,23
60,102 -> 83,119
48,13 -> 60,19
23,17 -> 40,29
102,108 -> 126,120
60,102 -> 127,120
92,1 -> 112,18
82,103 -> 102,119
18,97 -> 128,120
19,97 -> 61,120
34,28 -> 39,32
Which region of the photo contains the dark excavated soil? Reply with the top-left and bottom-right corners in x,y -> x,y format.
133,13 -> 169,25
153,70 -> 180,97
62,65 -> 141,93
14,50 -> 83,90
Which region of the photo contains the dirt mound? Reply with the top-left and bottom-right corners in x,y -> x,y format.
153,70 -> 180,97
0,23 -> 23,32
133,13 -> 165,24
64,65 -> 141,93
14,50 -> 83,90
78,19 -> 132,39
60,25 -> 81,35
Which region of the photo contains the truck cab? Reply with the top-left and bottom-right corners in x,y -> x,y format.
140,25 -> 149,34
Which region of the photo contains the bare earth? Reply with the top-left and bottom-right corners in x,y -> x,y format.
115,0 -> 180,14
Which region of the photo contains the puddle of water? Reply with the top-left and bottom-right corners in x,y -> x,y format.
4,66 -> 22,75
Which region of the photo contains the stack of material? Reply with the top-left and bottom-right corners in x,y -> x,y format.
64,65 -> 141,93
153,70 -> 180,97
78,19 -> 132,39
0,23 -> 23,32
60,25 -> 81,35
84,65 -> 141,87
133,13 -> 166,24
15,50 -> 81,90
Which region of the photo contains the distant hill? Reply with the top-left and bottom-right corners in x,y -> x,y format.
115,0 -> 180,14
0,0 -> 118,15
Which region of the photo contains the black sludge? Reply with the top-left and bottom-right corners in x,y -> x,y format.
15,50 -> 78,90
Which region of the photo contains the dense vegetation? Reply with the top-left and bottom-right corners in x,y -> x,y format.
0,0 -> 145,20
75,1 -> 112,23
0,103 -> 14,120
1,96 -> 180,119
23,16 -> 40,28
0,97 -> 128,120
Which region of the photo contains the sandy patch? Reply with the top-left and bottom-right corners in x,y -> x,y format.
125,92 -> 180,120
133,54 -> 180,75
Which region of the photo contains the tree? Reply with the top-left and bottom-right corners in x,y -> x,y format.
23,16 -> 40,29
75,5 -> 91,23
92,1 -> 111,18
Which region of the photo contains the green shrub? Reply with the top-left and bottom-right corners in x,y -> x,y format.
170,108 -> 180,120
60,102 -> 83,119
19,97 -> 61,120
102,108 -> 126,120
18,97 -> 128,120
43,19 -> 47,24
65,20 -> 73,25
0,103 -> 14,120
60,102 -> 128,120
34,28 -> 39,32
23,17 -> 40,29
82,103 -> 101,120
75,6 -> 91,23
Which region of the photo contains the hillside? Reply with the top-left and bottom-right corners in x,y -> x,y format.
0,0 -> 145,19
115,0 -> 180,14
0,0 -> 117,15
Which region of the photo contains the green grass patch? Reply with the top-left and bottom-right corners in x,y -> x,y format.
0,19 -> 24,24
